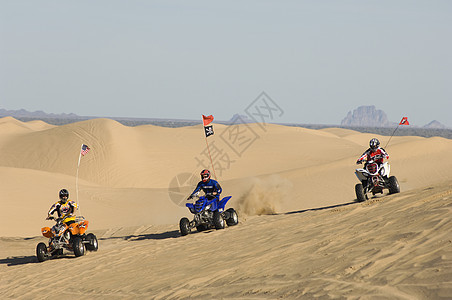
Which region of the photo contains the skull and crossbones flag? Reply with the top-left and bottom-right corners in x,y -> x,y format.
202,115 -> 214,137
204,125 -> 214,137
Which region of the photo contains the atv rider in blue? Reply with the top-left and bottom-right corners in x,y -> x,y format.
188,169 -> 222,201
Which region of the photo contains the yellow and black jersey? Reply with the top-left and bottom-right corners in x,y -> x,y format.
48,200 -> 78,223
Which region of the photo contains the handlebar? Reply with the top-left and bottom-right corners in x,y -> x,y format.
187,192 -> 218,201
357,159 -> 378,165
46,215 -> 78,222
187,195 -> 199,200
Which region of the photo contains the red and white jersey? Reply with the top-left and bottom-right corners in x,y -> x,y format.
357,147 -> 389,164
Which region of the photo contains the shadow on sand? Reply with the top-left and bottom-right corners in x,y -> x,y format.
0,254 -> 77,266
284,201 -> 357,215
0,255 -> 37,266
99,230 -> 181,242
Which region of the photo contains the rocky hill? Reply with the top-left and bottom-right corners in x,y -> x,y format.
423,120 -> 447,129
0,108 -> 79,119
341,106 -> 391,127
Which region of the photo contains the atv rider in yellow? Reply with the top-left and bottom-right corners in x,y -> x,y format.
47,189 -> 78,235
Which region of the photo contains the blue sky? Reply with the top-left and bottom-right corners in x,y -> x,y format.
1,1 -> 451,127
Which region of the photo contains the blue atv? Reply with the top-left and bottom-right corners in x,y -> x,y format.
179,194 -> 238,236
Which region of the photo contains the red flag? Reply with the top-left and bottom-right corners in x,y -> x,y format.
202,115 -> 214,126
399,117 -> 409,125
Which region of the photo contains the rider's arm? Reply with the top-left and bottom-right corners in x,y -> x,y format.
214,181 -> 222,195
380,148 -> 389,160
356,150 -> 369,164
68,201 -> 78,214
47,203 -> 58,218
190,182 -> 202,198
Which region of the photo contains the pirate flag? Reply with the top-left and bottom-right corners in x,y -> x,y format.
204,125 -> 214,137
202,115 -> 214,137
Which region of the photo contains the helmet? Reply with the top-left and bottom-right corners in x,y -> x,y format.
200,169 -> 211,182
59,189 -> 69,203
369,138 -> 380,151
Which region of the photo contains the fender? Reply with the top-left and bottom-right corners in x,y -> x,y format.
381,162 -> 390,177
68,220 -> 89,235
186,203 -> 196,214
78,220 -> 89,235
218,196 -> 232,212
41,227 -> 54,238
355,169 -> 368,181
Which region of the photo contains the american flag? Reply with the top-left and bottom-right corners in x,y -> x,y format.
81,144 -> 90,156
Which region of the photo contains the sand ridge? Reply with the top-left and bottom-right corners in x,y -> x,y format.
1,182 -> 450,299
1,117 -> 451,298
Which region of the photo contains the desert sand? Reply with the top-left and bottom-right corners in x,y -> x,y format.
0,117 -> 451,299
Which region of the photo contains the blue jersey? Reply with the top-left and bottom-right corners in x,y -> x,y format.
191,179 -> 222,197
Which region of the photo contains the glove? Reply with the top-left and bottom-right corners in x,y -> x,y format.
356,160 -> 362,165
187,195 -> 193,201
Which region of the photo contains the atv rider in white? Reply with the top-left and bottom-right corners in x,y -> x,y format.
356,138 -> 389,166
356,138 -> 389,187
188,169 -> 222,201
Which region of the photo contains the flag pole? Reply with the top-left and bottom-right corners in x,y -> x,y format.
385,117 -> 408,149
204,134 -> 218,180
75,144 -> 83,216
384,125 -> 399,149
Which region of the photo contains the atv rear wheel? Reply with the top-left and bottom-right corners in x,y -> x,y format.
180,218 -> 191,236
355,183 -> 367,202
225,208 -> 238,226
388,176 -> 400,194
36,242 -> 48,262
72,236 -> 85,257
213,211 -> 225,230
85,233 -> 98,251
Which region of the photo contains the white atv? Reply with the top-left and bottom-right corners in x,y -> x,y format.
355,160 -> 400,202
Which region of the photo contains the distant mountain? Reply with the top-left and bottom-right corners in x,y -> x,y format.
0,108 -> 80,119
423,120 -> 447,129
341,106 -> 391,127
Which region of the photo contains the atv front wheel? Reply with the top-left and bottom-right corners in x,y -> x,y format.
225,208 -> 238,226
213,211 -> 225,230
72,236 -> 85,257
180,218 -> 191,236
85,233 -> 98,251
355,183 -> 367,202
388,176 -> 400,194
36,242 -> 48,262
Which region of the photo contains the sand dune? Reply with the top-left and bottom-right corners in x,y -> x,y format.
1,117 -> 451,298
1,182 -> 450,299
